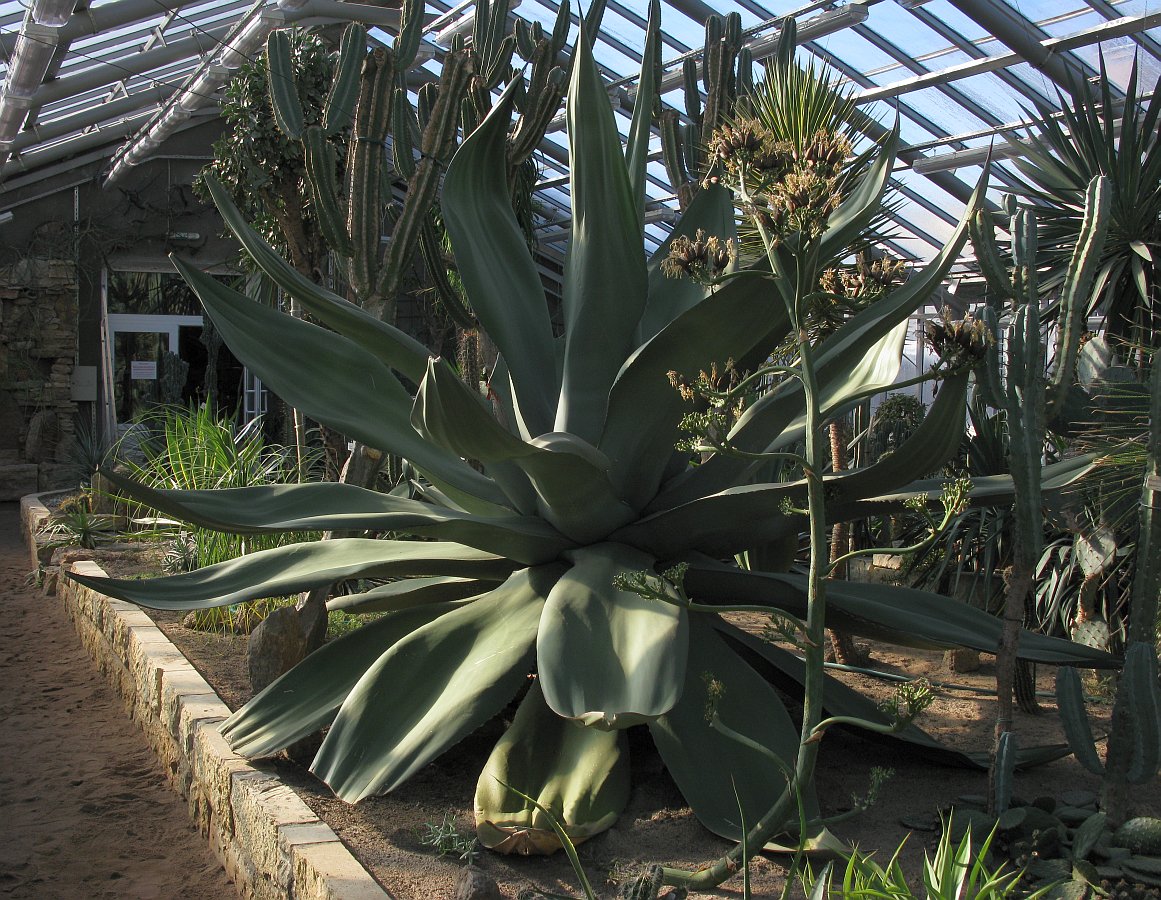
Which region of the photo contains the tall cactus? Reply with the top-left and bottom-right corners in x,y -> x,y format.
970,175 -> 1110,810
659,12 -> 752,209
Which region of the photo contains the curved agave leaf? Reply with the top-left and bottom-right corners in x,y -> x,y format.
100,470 -> 572,566
603,237 -> 789,510
311,565 -> 562,801
681,562 -> 1117,667
625,0 -> 659,229
443,80 -> 557,435
648,615 -> 840,852
716,622 -> 1069,770
538,543 -> 687,728
327,576 -> 488,613
614,482 -> 803,558
68,539 -> 518,610
826,371 -> 969,500
843,452 -> 1099,519
414,358 -> 634,543
173,258 -> 508,508
475,681 -> 630,854
222,600 -> 464,758
199,175 -> 430,383
651,320 -> 910,511
555,25 -> 648,444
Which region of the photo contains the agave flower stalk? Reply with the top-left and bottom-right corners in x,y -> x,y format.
74,6 -> 1115,875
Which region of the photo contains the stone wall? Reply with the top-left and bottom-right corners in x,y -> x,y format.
0,257 -> 79,499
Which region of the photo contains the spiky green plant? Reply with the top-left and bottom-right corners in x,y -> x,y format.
73,12 -> 1113,869
1004,55 -> 1160,357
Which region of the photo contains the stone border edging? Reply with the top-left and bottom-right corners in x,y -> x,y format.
19,492 -> 389,900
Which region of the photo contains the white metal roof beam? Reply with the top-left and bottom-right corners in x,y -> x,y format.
857,11 -> 1161,105
946,0 -> 1108,101
30,27 -> 233,105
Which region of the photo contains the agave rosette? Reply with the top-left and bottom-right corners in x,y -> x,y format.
74,22 -> 1112,854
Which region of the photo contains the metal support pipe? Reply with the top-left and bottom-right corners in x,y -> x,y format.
946,0 -> 1101,100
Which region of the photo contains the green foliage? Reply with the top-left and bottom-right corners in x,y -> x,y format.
417,811 -> 480,865
802,817 -> 1053,899
120,404 -> 319,631
75,11 -> 1113,872
197,29 -> 338,273
867,393 -> 927,463
38,492 -> 119,550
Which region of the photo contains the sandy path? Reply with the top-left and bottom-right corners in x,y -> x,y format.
0,502 -> 235,899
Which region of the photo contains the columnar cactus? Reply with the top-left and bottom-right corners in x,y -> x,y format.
970,175 -> 1110,805
659,12 -> 752,209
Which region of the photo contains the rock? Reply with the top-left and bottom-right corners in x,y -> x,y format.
452,865 -> 502,900
247,605 -> 307,694
943,647 -> 980,673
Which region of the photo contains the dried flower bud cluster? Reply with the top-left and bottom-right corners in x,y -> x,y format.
711,119 -> 853,245
925,306 -> 992,373
661,229 -> 736,284
669,360 -> 747,453
821,253 -> 910,301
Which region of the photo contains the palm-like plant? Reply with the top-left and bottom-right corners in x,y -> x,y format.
1006,56 -> 1160,355
74,15 -> 1111,863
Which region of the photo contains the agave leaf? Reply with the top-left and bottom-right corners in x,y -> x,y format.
648,615 -> 838,851
844,452 -> 1099,519
99,471 -> 573,566
413,358 -> 634,543
652,320 -> 910,511
327,576 -> 488,613
173,258 -> 508,508
555,24 -> 648,444
475,681 -> 630,854
68,538 -> 518,610
604,238 -> 788,510
622,374 -> 971,557
827,371 -> 970,499
636,183 -> 739,343
682,562 -> 1118,667
222,600 -> 465,758
443,80 -> 557,435
538,543 -> 687,728
625,0 -> 659,228
199,175 -> 430,383
311,565 -> 561,801
717,623 -> 1069,770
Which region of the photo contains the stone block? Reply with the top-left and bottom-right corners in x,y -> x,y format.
292,841 -> 389,900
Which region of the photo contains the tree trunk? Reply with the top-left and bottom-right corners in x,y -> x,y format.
826,418 -> 868,667
989,563 -> 1029,813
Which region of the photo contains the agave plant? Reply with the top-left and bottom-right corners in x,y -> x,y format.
74,14 -> 1112,862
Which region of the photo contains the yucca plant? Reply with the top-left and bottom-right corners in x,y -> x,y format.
1005,55 -> 1160,361
74,11 -> 1113,879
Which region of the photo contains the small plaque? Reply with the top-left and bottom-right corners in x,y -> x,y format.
130,360 -> 157,380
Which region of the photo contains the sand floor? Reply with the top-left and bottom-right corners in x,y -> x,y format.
0,502 -> 235,899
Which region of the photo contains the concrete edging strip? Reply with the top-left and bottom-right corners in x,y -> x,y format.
20,492 -> 388,900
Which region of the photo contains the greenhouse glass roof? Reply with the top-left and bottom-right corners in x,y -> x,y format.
1,0 -> 1158,264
